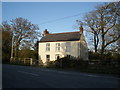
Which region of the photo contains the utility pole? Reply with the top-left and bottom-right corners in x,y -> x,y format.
80,35 -> 81,59
79,25 -> 83,59
10,32 -> 14,62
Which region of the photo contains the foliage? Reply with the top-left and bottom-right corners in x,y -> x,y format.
10,17 -> 40,50
18,48 -> 36,59
2,17 -> 40,62
0,26 -> 1,60
88,50 -> 120,61
46,55 -> 120,75
88,51 -> 101,60
46,55 -> 89,69
33,41 -> 39,60
2,25 -> 12,62
46,61 -> 55,68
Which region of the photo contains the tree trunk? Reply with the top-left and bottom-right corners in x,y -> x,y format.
94,35 -> 97,53
14,47 -> 16,62
16,45 -> 19,64
94,32 -> 99,53
101,28 -> 105,58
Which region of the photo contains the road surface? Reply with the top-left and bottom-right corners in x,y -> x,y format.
2,64 -> 120,88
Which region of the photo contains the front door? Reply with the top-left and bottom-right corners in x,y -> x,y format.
46,55 -> 50,62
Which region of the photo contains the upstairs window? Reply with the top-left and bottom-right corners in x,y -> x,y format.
56,43 -> 60,51
46,43 -> 50,51
66,42 -> 70,52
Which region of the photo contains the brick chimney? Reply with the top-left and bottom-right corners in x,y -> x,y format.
43,29 -> 49,36
79,25 -> 83,33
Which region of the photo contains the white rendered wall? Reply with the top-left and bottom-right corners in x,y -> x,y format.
79,34 -> 88,60
38,41 -> 81,64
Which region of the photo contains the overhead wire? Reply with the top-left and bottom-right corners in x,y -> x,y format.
39,12 -> 84,25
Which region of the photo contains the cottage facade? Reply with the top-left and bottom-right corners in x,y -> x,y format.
38,26 -> 88,65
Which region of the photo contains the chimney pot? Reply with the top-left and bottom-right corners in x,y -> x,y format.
80,25 -> 83,33
43,29 -> 49,36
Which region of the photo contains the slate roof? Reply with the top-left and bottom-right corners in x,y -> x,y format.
40,31 -> 81,42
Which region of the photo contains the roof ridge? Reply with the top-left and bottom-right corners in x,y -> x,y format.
48,31 -> 80,35
40,31 -> 81,42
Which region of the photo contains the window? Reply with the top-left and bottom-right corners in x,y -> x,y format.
66,42 -> 70,52
46,43 -> 50,51
46,55 -> 50,62
56,43 -> 60,51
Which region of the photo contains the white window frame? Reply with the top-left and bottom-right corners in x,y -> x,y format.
46,43 -> 50,51
56,43 -> 60,51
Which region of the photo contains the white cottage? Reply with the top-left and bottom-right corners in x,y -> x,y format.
38,26 -> 88,65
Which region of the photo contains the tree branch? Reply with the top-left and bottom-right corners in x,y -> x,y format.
104,35 -> 120,48
104,23 -> 115,35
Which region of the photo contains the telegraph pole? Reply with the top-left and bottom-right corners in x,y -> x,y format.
10,32 -> 14,62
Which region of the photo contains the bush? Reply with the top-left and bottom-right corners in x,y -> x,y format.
54,55 -> 89,69
88,51 -> 101,60
45,54 -> 119,75
46,61 -> 56,68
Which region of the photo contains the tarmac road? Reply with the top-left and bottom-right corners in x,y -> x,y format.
2,64 -> 120,88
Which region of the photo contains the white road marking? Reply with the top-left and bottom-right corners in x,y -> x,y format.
84,74 -> 98,77
18,69 -> 120,80
57,71 -> 69,74
83,74 -> 120,79
18,71 -> 39,76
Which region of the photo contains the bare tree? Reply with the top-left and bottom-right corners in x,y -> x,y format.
2,17 -> 40,61
85,11 -> 100,53
96,2 -> 120,55
77,2 -> 120,56
76,10 -> 100,53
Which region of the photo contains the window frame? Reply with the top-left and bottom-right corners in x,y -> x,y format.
46,43 -> 50,51
46,54 -> 50,62
56,43 -> 60,51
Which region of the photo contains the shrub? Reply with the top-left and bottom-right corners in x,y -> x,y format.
46,61 -> 56,68
54,55 -> 89,69
88,51 -> 101,60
